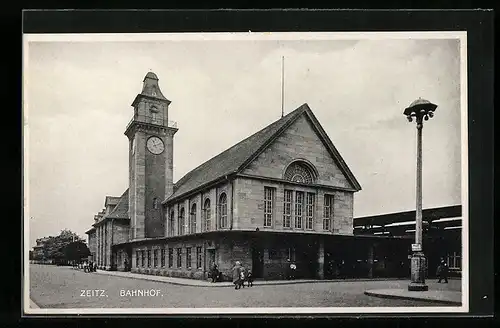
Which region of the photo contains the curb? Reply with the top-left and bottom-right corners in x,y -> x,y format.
93,270 -> 401,288
363,291 -> 462,305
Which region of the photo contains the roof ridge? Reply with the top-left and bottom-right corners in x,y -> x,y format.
166,104 -> 308,202
173,105 -> 306,188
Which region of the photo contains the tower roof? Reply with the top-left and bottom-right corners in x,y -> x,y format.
144,72 -> 159,81
131,72 -> 170,106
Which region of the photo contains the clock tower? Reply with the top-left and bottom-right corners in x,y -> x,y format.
125,72 -> 178,240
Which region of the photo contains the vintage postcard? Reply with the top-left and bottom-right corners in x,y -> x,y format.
23,31 -> 468,315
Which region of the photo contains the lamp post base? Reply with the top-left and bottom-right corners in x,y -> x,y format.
408,252 -> 429,291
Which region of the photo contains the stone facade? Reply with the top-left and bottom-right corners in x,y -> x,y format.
87,72 -> 362,280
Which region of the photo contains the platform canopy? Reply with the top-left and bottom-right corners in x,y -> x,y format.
353,205 -> 462,235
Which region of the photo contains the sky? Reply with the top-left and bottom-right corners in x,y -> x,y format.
24,33 -> 464,248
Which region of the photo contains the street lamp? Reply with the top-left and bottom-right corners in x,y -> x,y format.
404,97 -> 437,292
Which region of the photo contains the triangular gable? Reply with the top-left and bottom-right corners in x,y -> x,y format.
165,105 -> 306,202
239,104 -> 361,191
107,189 -> 130,219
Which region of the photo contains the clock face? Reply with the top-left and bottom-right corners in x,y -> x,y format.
147,136 -> 165,155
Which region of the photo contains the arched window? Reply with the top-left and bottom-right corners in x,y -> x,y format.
169,209 -> 175,237
284,161 -> 315,184
153,198 -> 159,210
203,199 -> 211,232
190,203 -> 197,234
178,207 -> 185,235
219,193 -> 228,229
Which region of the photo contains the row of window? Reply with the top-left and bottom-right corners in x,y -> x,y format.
167,194 -> 227,236
166,188 -> 336,236
135,246 -> 203,269
265,187 -> 335,231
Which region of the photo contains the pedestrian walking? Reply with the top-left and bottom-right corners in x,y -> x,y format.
290,261 -> 297,280
246,270 -> 254,287
239,265 -> 247,289
232,261 -> 243,290
210,263 -> 219,283
124,258 -> 129,271
436,259 -> 449,283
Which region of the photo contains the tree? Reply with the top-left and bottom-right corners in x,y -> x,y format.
37,229 -> 86,265
62,241 -> 91,263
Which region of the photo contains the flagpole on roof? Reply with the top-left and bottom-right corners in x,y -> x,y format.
281,56 -> 285,118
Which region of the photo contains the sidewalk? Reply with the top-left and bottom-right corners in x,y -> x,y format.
91,269 -> 398,287
364,289 -> 462,305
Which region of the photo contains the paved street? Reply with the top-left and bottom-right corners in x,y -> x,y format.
29,264 -> 461,309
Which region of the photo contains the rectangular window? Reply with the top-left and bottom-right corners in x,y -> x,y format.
283,189 -> 293,228
447,252 -> 461,270
141,250 -> 145,267
196,246 -> 202,269
135,251 -> 140,267
153,249 -> 158,267
323,194 -> 334,231
294,191 -> 304,229
168,248 -> 173,268
190,206 -> 197,234
147,250 -> 151,267
264,187 -> 275,227
168,210 -> 175,237
161,248 -> 166,267
186,247 -> 192,269
176,248 -> 182,268
306,192 -> 315,230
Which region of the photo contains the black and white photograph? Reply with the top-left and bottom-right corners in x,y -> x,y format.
23,30 -> 468,315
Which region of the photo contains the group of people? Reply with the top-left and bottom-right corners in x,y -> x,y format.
232,261 -> 254,289
83,261 -> 97,273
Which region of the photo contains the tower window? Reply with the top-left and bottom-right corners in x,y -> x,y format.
218,193 -> 228,229
153,198 -> 159,209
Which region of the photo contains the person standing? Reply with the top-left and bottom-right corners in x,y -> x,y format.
290,261 -> 297,280
286,259 -> 292,280
124,258 -> 129,272
211,263 -> 219,283
232,261 -> 243,290
437,259 -> 449,283
239,265 -> 247,289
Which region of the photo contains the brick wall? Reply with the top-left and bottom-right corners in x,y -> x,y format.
113,221 -> 130,244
